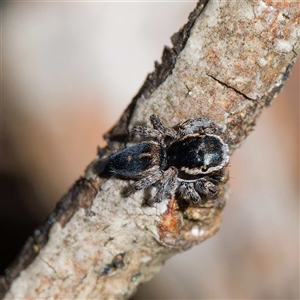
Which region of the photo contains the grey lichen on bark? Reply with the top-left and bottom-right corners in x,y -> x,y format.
1,0 -> 299,299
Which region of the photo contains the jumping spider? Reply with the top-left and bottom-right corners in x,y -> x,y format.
106,115 -> 229,207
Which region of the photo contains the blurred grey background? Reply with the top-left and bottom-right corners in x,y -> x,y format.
1,1 -> 299,299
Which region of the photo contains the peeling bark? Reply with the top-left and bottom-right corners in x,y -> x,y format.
1,0 -> 299,299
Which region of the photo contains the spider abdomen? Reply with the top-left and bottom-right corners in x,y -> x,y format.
108,141 -> 162,178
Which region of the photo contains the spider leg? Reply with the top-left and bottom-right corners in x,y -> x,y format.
150,114 -> 178,140
194,179 -> 218,198
178,182 -> 202,206
154,166 -> 178,202
130,125 -> 163,142
124,168 -> 163,196
178,117 -> 221,136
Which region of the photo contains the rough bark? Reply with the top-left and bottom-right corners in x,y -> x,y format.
1,0 -> 299,299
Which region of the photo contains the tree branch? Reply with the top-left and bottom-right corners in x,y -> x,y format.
1,0 -> 299,299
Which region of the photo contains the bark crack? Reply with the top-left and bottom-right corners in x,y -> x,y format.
207,74 -> 256,101
40,258 -> 58,277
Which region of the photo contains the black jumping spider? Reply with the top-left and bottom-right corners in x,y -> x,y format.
106,115 -> 229,207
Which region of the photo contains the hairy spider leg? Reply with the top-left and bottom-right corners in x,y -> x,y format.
124,167 -> 163,196
178,117 -> 221,136
130,125 -> 165,145
178,182 -> 202,206
194,179 -> 218,197
154,166 -> 178,202
150,114 -> 178,140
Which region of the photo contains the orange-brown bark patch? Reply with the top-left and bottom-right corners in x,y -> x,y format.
159,198 -> 180,234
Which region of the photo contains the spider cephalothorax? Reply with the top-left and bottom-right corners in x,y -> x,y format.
106,114 -> 229,207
